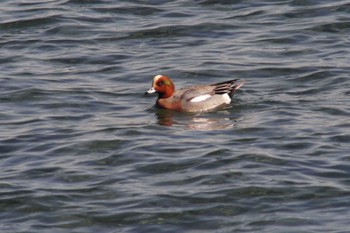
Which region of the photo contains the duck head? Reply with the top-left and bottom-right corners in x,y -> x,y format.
145,75 -> 175,98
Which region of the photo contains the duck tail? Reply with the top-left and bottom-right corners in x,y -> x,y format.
213,79 -> 245,96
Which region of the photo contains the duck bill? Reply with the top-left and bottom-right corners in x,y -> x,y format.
145,87 -> 156,95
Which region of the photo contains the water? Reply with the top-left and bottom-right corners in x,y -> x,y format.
1,0 -> 350,232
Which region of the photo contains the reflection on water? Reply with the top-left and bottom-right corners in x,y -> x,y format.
155,109 -> 237,130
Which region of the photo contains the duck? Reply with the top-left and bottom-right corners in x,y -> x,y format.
145,74 -> 244,112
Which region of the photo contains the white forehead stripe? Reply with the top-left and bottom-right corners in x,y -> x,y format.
190,94 -> 211,102
154,75 -> 163,82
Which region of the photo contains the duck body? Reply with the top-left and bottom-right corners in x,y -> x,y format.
145,75 -> 244,112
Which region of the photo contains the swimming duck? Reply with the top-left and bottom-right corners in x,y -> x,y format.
145,75 -> 244,112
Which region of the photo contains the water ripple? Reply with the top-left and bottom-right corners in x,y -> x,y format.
1,0 -> 350,232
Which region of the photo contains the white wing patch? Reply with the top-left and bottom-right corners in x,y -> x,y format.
190,94 -> 211,102
222,93 -> 231,104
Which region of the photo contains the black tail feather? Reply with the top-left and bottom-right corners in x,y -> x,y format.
212,79 -> 244,95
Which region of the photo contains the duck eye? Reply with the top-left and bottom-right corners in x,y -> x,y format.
158,81 -> 163,86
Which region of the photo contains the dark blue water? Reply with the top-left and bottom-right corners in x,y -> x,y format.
1,0 -> 350,232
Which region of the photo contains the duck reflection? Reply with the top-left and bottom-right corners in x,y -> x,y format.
155,108 -> 237,130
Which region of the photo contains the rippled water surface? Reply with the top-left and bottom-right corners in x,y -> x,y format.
1,0 -> 350,232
